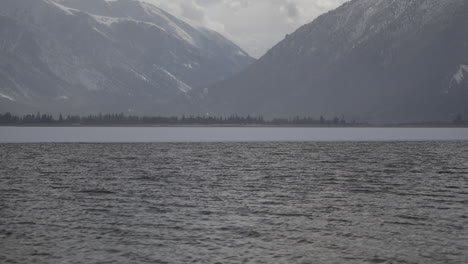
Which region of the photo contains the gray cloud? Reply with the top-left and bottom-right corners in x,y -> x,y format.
180,1 -> 205,22
284,2 -> 299,18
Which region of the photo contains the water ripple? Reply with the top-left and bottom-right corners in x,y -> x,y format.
0,142 -> 467,263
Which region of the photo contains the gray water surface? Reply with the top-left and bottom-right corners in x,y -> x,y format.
1,142 -> 467,263
1,127 -> 468,142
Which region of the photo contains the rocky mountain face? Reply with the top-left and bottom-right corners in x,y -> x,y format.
202,0 -> 468,122
0,0 -> 254,114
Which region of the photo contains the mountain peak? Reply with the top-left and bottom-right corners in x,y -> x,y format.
202,0 -> 468,122
0,0 -> 254,114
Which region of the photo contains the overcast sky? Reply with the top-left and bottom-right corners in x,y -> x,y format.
143,0 -> 350,58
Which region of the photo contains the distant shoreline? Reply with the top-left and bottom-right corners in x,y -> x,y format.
3,112 -> 467,128
1,124 -> 467,128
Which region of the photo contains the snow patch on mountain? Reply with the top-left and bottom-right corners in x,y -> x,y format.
128,68 -> 149,82
46,0 -> 75,15
161,69 -> 192,93
449,64 -> 468,90
183,62 -> 199,69
92,15 -> 122,26
139,3 -> 198,47
453,65 -> 468,84
0,93 -> 15,101
56,95 -> 69,100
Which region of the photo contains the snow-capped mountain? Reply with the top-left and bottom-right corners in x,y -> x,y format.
0,0 -> 254,114
202,0 -> 468,122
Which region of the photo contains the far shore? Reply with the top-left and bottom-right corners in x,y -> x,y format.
1,124 -> 467,128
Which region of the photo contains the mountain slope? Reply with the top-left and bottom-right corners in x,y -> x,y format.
202,0 -> 468,122
0,0 -> 254,114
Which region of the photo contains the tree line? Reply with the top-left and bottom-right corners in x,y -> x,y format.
453,114 -> 468,125
0,112 -> 356,126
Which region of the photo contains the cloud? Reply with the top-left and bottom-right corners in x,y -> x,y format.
143,0 -> 350,58
284,2 -> 300,19
179,1 -> 205,22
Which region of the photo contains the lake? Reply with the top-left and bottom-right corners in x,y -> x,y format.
1,141 -> 467,263
0,127 -> 468,142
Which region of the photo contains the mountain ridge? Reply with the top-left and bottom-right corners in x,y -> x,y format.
200,0 -> 468,122
0,0 -> 254,114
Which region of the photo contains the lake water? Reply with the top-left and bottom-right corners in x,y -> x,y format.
0,127 -> 468,142
1,142 -> 467,263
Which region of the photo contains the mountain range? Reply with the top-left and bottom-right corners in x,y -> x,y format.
1,0 -> 467,122
200,0 -> 468,122
0,0 -> 254,114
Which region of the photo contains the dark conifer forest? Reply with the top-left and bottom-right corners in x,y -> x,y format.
0,112 -> 359,126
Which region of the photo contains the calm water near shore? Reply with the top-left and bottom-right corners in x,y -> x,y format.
1,127 -> 468,142
1,142 -> 467,263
